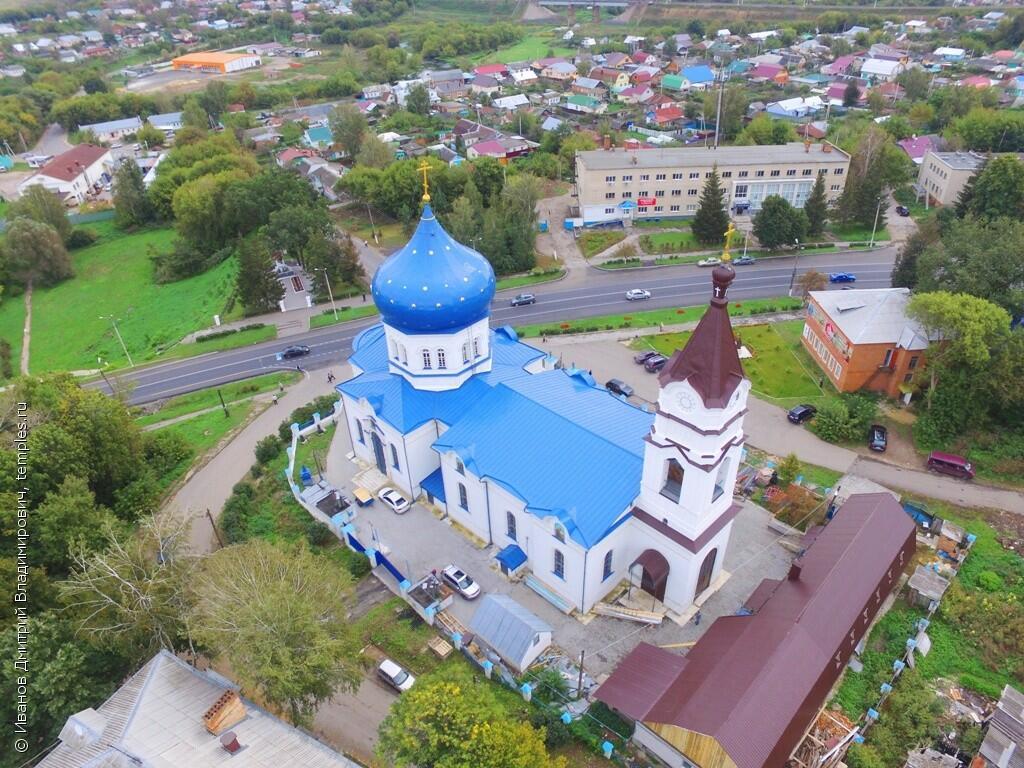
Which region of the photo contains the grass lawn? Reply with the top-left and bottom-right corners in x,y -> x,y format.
309,304 -> 380,329
0,226 -> 240,374
473,34 -> 574,64
135,371 -> 300,426
634,320 -> 834,409
156,324 -> 278,363
828,222 -> 891,243
495,267 -> 565,291
578,230 -> 626,258
640,229 -> 702,254
518,296 -> 803,338
155,401 -> 256,489
333,207 -> 408,251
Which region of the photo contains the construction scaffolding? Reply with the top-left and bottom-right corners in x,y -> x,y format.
790,709 -> 859,768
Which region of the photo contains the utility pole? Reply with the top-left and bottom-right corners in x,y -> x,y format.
97,357 -> 114,394
714,69 -> 725,149
101,315 -> 134,367
366,203 -> 379,244
217,388 -> 229,417
316,267 -> 338,319
788,238 -> 800,296
206,509 -> 224,549
577,650 -> 586,697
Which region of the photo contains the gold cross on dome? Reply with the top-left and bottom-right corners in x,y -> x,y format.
417,160 -> 431,202
722,221 -> 736,262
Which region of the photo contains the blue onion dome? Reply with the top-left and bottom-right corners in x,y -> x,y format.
371,204 -> 496,333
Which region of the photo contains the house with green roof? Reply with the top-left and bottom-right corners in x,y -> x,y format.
565,93 -> 607,115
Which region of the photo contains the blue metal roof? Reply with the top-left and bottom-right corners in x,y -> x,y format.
682,65 -> 715,84
496,544 -> 527,571
371,203 -> 496,334
420,466 -> 446,502
433,369 -> 653,547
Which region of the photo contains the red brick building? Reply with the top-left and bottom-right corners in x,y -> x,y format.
801,288 -> 931,399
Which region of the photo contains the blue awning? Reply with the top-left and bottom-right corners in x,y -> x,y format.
496,544 -> 527,571
421,467 -> 446,503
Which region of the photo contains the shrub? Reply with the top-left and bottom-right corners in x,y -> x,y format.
0,339 -> 13,380
977,570 -> 1003,592
144,430 -> 193,478
305,518 -> 335,547
278,395 -> 338,441
811,394 -> 877,444
221,483 -> 258,543
777,453 -> 802,487
254,434 -> 283,465
66,227 -> 99,249
530,708 -> 573,749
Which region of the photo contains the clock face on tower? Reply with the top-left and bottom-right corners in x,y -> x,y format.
675,392 -> 695,412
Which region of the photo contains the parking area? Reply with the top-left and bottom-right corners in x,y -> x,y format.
323,379 -> 794,679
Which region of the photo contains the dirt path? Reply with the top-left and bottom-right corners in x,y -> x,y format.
20,283 -> 31,375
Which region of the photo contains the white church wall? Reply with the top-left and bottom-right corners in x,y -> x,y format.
403,420 -> 442,494
384,317 -> 492,391
579,517 -> 634,613
440,453 -> 491,542
486,481 -> 528,549
520,512 -> 587,611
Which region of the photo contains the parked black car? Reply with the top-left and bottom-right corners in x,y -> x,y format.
644,354 -> 668,373
787,404 -> 817,424
510,293 -> 536,307
634,350 -> 659,365
868,424 -> 888,452
895,205 -> 910,217
606,378 -> 635,398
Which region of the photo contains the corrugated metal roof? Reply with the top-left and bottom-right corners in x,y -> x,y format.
809,288 -> 932,348
596,493 -> 917,768
469,594 -> 551,670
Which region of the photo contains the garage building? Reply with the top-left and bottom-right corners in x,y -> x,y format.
171,51 -> 261,74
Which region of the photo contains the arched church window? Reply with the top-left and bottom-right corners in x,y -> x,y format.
661,459 -> 684,503
422,349 -> 432,369
389,338 -> 398,359
506,512 -> 516,541
553,549 -> 565,579
603,550 -> 613,580
473,336 -> 481,358
400,344 -> 408,364
436,348 -> 447,369
713,458 -> 730,502
554,523 -> 565,543
462,342 -> 470,363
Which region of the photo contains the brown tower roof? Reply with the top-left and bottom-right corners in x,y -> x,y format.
657,264 -> 745,408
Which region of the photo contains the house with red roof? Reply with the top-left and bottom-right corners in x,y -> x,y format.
618,84 -> 655,104
958,74 -> 994,89
18,144 -> 111,204
897,134 -> 940,164
823,54 -> 858,77
630,69 -> 654,86
276,147 -> 319,167
748,63 -> 788,85
826,81 -> 866,105
474,63 -> 508,79
647,105 -> 684,127
465,135 -> 534,162
631,51 -> 658,67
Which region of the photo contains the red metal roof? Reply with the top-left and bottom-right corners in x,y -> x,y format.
596,493 -> 917,768
39,144 -> 108,182
658,267 -> 744,408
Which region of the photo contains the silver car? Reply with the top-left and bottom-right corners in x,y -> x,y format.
441,564 -> 481,599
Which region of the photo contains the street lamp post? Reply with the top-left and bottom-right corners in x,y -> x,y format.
100,315 -> 133,367
788,238 -> 800,296
96,357 -> 113,394
315,268 -> 338,320
869,196 -> 884,249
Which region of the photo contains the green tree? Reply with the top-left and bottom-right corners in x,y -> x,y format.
405,83 -> 431,116
113,159 -> 153,229
907,291 -> 1011,409
328,103 -> 368,160
61,514 -> 197,663
34,476 -> 120,574
735,113 -> 797,145
891,219 -> 939,289
264,204 -> 332,261
445,194 -> 483,246
916,216 -> 1024,315
558,133 -> 597,181
192,540 -> 362,727
958,156 -> 1024,220
691,167 -> 730,246
753,195 -> 808,249
181,97 -> 209,131
136,122 -> 165,148
907,102 -> 935,131
2,218 -> 73,288
867,89 -> 886,116
776,453 -> 802,487
197,80 -> 229,120
836,126 -> 908,228
7,184 -> 72,243
356,134 -> 393,168
303,233 -> 365,299
82,75 -> 109,94
172,168 -> 251,254
843,80 -> 861,107
702,84 -> 748,141
236,236 -> 284,316
803,173 -> 828,236
898,68 -> 931,102
795,269 -> 828,298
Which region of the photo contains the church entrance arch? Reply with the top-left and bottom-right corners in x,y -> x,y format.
631,549 -> 670,603
695,548 -> 717,598
370,432 -> 386,475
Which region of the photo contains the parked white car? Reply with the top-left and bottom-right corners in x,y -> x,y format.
377,659 -> 415,692
441,564 -> 482,600
377,486 -> 410,514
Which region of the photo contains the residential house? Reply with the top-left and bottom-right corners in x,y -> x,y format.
361,83 -> 393,101
631,51 -> 658,67
474,63 -> 509,80
827,81 -> 866,105
427,68 -> 464,86
79,116 -> 143,143
492,94 -> 530,111
433,79 -> 469,100
466,135 -> 534,162
659,73 -> 687,93
959,75 -> 994,89
802,288 -> 932,398
564,94 -> 606,114
603,51 -> 631,69
427,144 -> 464,166
510,66 -> 538,86
590,67 -> 630,90
647,105 -> 684,128
147,111 -> 183,134
36,650 -> 360,768
630,69 -> 655,87
18,144 -> 111,204
470,75 -> 502,96
679,65 -> 716,91
906,749 -> 960,768
595,492 -> 916,768
670,33 -> 693,51
541,60 -> 577,82
874,81 -> 906,102
453,119 -> 501,148
748,63 -> 789,85
766,96 -> 824,119
977,685 -> 1024,768
572,77 -> 606,97
467,595 -> 552,673
934,46 -> 966,63
276,147 -> 319,167
860,58 -> 904,82
897,134 -> 940,165
618,85 -> 654,104
303,124 -> 334,150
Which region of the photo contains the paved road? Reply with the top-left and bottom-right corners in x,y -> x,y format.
31,123 -> 72,157
100,248 -> 896,404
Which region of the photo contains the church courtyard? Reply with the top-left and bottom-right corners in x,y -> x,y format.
324,403 -> 794,678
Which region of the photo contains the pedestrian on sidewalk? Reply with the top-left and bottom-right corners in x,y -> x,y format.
272,394 -> 279,405
278,382 -> 284,393
296,365 -> 303,373
362,292 -> 366,302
